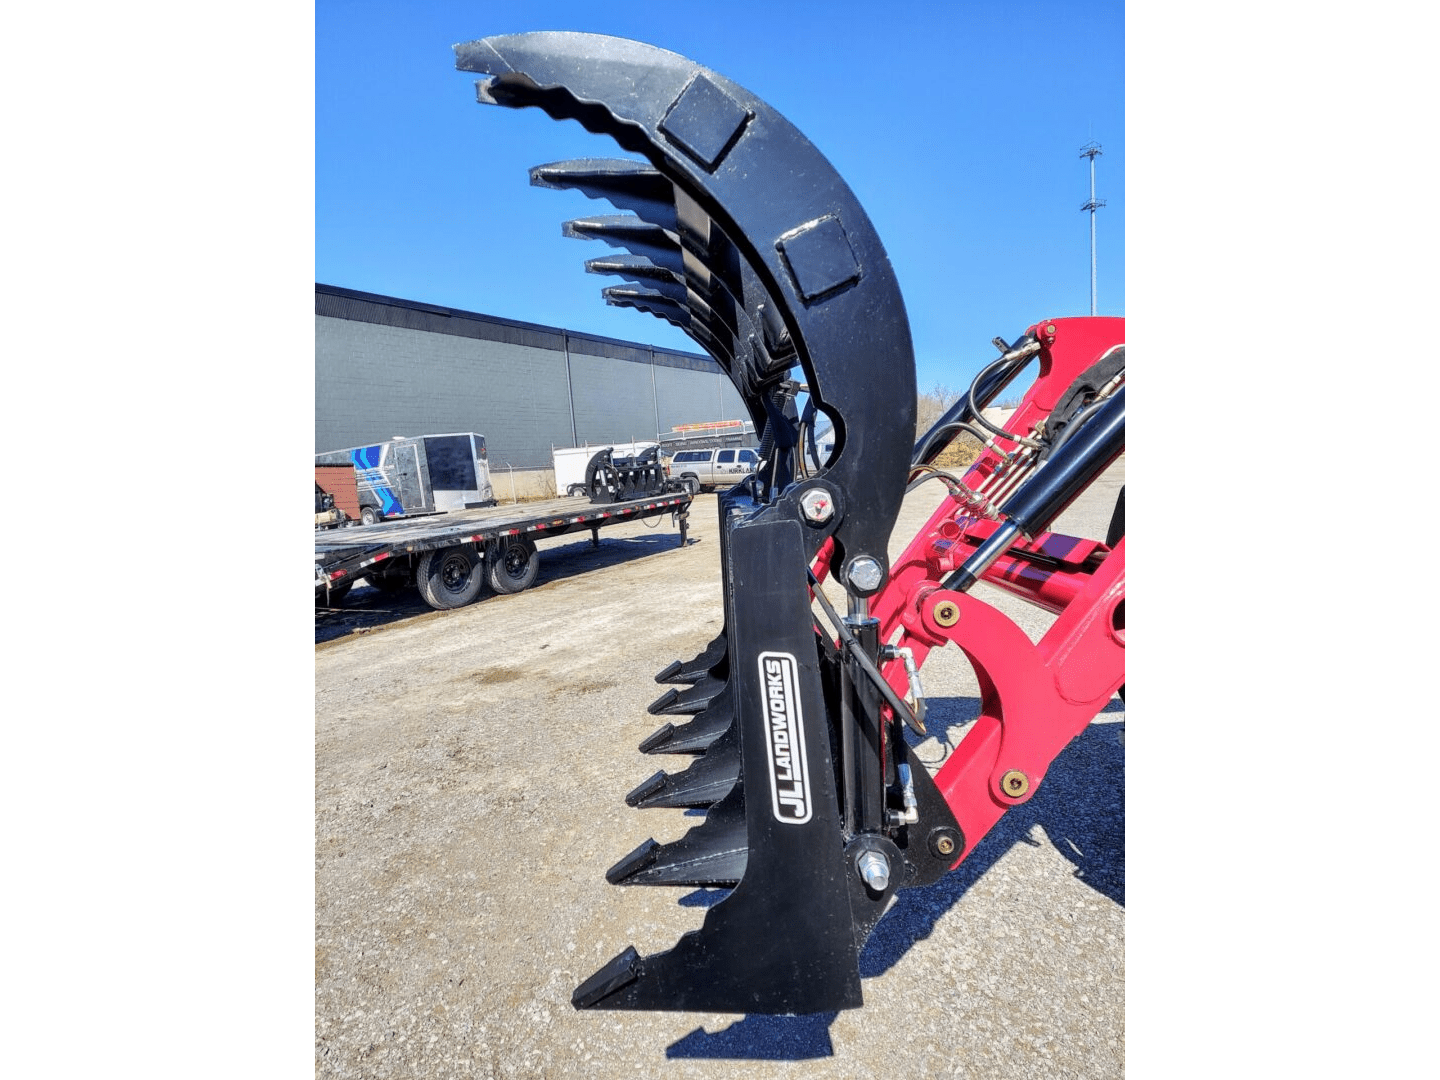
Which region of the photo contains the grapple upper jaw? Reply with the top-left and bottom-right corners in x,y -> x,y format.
455,30 -> 915,580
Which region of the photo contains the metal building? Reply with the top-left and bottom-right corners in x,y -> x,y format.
315,284 -> 748,469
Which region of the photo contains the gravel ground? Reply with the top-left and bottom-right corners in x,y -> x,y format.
316,461 -> 1124,1078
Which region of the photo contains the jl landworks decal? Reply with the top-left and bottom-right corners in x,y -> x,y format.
757,651 -> 811,823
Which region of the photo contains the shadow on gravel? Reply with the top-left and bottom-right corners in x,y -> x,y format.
315,533 -> 695,644
664,696 -> 1124,1061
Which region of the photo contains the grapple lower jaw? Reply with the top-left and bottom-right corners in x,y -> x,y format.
455,32 -> 955,1014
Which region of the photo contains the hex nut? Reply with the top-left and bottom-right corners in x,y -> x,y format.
848,556 -> 884,592
799,488 -> 834,524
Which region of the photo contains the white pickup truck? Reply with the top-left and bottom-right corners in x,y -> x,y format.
664,447 -> 761,493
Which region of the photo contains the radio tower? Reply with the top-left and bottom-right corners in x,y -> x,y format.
1079,142 -> 1105,316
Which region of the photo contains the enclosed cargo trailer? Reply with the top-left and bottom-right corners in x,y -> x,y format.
315,432 -> 495,525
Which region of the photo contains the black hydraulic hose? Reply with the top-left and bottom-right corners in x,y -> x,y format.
912,336 -> 1039,466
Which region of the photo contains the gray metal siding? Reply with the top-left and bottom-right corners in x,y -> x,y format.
655,364 -> 740,433
316,285 -> 750,466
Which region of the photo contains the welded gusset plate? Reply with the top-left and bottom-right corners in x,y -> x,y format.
456,31 -> 918,584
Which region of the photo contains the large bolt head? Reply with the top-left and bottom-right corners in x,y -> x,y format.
848,556 -> 884,592
799,488 -> 834,524
856,850 -> 890,892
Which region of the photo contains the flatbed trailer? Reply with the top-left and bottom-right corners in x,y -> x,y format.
315,493 -> 692,611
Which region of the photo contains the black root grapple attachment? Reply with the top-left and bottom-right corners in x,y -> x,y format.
456,32 -> 962,1014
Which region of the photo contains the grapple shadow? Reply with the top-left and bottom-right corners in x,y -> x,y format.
664,696 -> 1123,1061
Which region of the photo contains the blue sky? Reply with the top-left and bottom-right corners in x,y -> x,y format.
316,1 -> 1124,397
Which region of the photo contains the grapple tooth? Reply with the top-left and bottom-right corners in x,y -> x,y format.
584,253 -> 682,288
529,158 -> 677,230
624,770 -> 670,807
645,676 -> 724,716
604,794 -> 748,888
636,721 -> 677,755
605,838 -> 660,884
602,287 -> 737,367
572,946 -> 643,1010
655,633 -> 728,685
638,685 -> 734,754
562,215 -> 681,269
626,735 -> 740,809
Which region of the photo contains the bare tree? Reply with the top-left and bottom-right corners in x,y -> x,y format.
915,383 -> 982,468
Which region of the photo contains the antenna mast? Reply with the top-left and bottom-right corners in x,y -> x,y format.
1079,142 -> 1105,316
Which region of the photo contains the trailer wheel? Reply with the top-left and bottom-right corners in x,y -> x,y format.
416,547 -> 484,609
360,506 -> 380,526
488,538 -> 538,594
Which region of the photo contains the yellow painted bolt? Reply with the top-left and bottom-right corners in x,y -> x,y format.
933,601 -> 960,627
1001,770 -> 1029,797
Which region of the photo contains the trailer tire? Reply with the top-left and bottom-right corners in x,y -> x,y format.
360,506 -> 380,526
416,546 -> 484,609
488,538 -> 539,595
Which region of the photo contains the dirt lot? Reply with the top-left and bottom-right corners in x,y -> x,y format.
316,462 -> 1124,1078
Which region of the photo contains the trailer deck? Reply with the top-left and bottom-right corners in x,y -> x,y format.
315,493 -> 692,609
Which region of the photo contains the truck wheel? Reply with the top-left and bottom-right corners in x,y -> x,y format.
682,476 -> 700,496
488,538 -> 538,594
416,547 -> 484,609
360,506 -> 380,526
567,484 -> 586,498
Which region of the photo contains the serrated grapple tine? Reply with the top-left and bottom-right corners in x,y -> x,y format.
638,686 -> 735,755
605,790 -> 748,888
625,730 -> 741,810
645,675 -> 724,716
602,287 -> 737,367
655,633 -> 729,685
530,158 -> 678,231
562,215 -> 683,271
584,253 -> 683,289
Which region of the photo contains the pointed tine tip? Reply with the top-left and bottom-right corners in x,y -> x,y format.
624,770 -> 669,807
646,688 -> 680,715
638,722 -> 676,754
606,838 -> 660,885
655,660 -> 683,683
572,945 -> 642,1010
